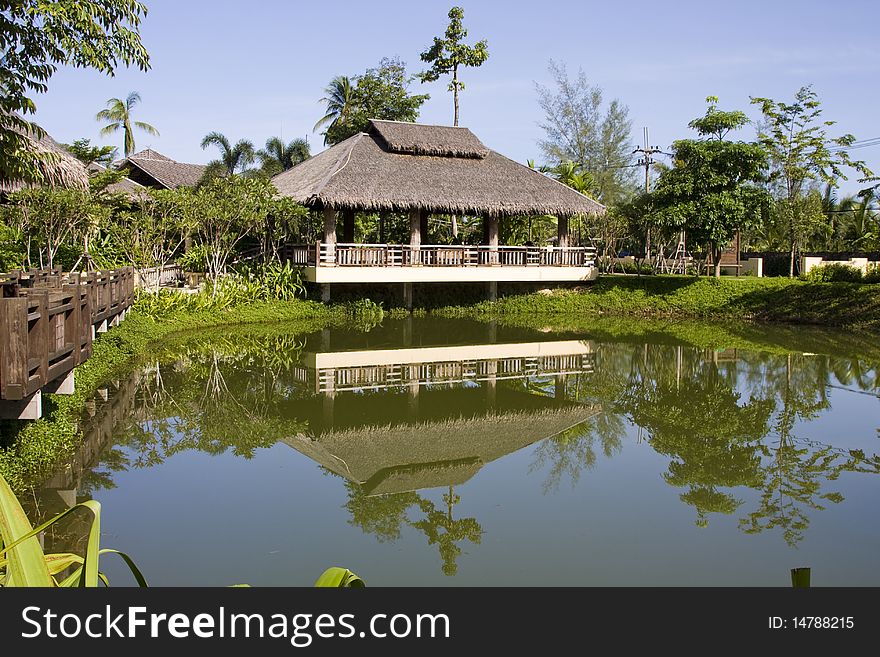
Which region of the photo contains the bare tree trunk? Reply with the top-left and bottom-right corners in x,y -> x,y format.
453,65 -> 459,127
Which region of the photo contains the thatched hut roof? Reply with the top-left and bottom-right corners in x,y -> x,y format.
117,148 -> 206,189
283,405 -> 600,495
272,119 -> 605,218
0,121 -> 89,193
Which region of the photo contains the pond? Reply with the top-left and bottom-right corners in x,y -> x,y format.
32,317 -> 880,586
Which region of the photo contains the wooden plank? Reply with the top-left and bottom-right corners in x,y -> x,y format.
0,298 -> 29,400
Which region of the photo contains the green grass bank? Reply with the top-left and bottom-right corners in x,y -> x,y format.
435,276 -> 880,332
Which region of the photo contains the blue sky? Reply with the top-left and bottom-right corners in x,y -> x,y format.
33,0 -> 880,194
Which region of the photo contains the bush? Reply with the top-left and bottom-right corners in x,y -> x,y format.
134,262 -> 305,319
864,265 -> 880,284
802,263 -> 863,283
177,244 -> 210,272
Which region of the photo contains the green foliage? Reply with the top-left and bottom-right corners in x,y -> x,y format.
342,298 -> 385,330
0,0 -> 149,185
63,138 -> 118,166
96,91 -> 158,157
751,86 -> 875,275
313,76 -> 354,144
177,243 -> 210,272
314,567 -> 365,587
642,97 -> 768,277
200,132 -> 256,178
864,265 -> 880,284
536,60 -> 636,205
0,219 -> 26,271
257,137 -> 310,177
134,263 -> 306,318
324,58 -> 430,145
802,264 -> 863,283
435,275 -> 880,331
3,186 -> 98,268
1,472 -> 146,587
417,6 -> 488,125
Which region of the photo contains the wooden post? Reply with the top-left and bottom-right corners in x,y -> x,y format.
558,216 -> 569,249
409,208 -> 422,265
342,208 -> 355,243
29,292 -> 48,387
323,207 -> 337,264
488,216 -> 499,265
0,298 -> 29,400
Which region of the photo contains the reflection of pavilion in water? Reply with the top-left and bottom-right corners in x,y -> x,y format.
284,337 -> 601,495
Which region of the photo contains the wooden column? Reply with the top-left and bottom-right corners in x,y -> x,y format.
558,216 -> 569,249
409,208 -> 422,265
342,208 -> 355,243
323,207 -> 337,264
487,215 -> 499,265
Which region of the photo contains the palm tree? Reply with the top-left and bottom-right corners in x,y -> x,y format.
96,92 -> 159,157
313,76 -> 353,145
200,131 -> 256,177
257,137 -> 310,177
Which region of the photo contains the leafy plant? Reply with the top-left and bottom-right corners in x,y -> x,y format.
314,567 -> 365,587
802,263 -> 863,283
0,472 -> 146,587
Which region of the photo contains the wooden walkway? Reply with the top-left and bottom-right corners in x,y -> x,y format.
0,267 -> 134,419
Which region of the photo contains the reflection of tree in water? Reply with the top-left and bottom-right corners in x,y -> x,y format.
623,367 -> 772,526
530,341 -> 880,545
84,333 -> 311,477
343,481 -> 482,576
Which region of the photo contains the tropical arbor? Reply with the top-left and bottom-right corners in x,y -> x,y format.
200,132 -> 256,179
257,137 -> 310,177
320,58 -> 429,145
417,6 -> 489,126
313,76 -> 354,145
641,97 -> 768,277
96,92 -> 159,157
751,86 -> 874,276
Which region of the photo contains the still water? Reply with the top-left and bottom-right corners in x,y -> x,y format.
34,318 -> 880,586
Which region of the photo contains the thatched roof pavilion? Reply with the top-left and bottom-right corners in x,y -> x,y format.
0,121 -> 89,194
273,120 -> 604,299
273,119 -> 603,218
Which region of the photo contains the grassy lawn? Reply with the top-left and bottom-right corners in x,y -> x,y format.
437,275 -> 880,332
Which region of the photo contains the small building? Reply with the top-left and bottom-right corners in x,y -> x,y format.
272,120 -> 604,302
115,148 -> 206,189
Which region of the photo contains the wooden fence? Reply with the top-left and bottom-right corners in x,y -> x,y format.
0,268 -> 134,415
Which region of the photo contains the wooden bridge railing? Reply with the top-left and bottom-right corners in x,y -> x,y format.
0,267 -> 134,406
284,243 -> 597,268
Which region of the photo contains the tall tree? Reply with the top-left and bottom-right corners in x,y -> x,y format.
536,60 -> 637,206
0,0 -> 149,186
257,137 -> 310,177
96,91 -> 159,157
200,132 -> 256,178
643,97 -> 768,277
751,86 -> 874,276
62,138 -> 118,166
417,6 -> 488,126
323,58 -> 429,145
313,76 -> 354,145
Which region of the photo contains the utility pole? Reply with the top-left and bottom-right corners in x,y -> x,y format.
633,127 -> 662,265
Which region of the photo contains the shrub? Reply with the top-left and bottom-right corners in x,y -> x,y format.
803,263 -> 863,283
864,264 -> 880,284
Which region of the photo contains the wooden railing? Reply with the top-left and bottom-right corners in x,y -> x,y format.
286,243 -> 597,268
134,265 -> 183,290
0,267 -> 134,405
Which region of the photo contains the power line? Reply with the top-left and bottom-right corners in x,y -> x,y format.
632,127 -> 664,260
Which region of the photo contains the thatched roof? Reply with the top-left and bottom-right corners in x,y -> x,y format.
117,148 -> 206,189
0,120 -> 89,193
283,405 -> 600,495
272,120 -> 605,218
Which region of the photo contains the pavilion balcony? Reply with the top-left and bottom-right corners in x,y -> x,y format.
287,243 -> 599,284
